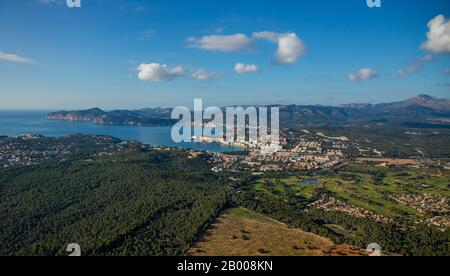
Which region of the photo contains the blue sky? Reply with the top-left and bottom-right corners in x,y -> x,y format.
0,0 -> 449,110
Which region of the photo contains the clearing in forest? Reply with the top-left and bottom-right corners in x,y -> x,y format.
189,208 -> 368,256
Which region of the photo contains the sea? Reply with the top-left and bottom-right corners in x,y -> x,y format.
0,110 -> 238,153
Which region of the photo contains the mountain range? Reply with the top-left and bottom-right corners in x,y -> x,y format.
47,95 -> 450,127
277,95 -> 450,126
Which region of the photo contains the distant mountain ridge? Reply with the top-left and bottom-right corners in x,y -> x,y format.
276,95 -> 450,126
340,95 -> 450,112
47,95 -> 450,127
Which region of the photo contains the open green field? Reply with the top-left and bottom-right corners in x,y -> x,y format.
255,176 -> 319,199
253,164 -> 450,223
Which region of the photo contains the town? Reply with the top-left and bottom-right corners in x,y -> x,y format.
0,134 -> 141,167
207,128 -> 380,173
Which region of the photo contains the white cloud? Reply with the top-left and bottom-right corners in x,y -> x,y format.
137,63 -> 185,82
397,54 -> 433,78
348,68 -> 379,82
0,51 -> 34,64
234,63 -> 259,74
191,69 -> 221,81
252,31 -> 307,64
421,14 -> 450,54
252,31 -> 280,42
137,63 -> 220,82
187,34 -> 253,52
275,33 -> 307,64
187,31 -> 307,64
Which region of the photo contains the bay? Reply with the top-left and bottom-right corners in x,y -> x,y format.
0,110 -> 238,153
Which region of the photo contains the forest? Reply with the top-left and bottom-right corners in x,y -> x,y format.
0,149 -> 227,256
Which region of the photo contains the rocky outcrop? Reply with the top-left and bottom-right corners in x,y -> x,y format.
47,108 -> 175,126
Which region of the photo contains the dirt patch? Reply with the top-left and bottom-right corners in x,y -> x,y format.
188,208 -> 368,256
356,158 -> 416,166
